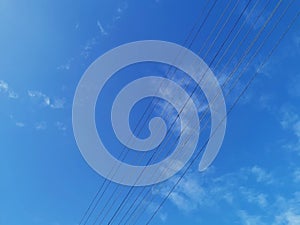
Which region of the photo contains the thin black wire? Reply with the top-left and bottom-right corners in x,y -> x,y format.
121,0 -> 278,223
118,1 -> 270,224
104,1 -> 252,224
93,1 -> 236,224
146,13 -> 299,225
90,1 -> 219,224
83,1 -> 220,225
145,5 -> 299,225
131,1 -> 298,223
77,1 -> 212,224
130,0 -> 288,223
81,0 -> 296,223
116,0 -> 284,223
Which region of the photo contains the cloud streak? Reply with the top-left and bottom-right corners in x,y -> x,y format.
27,90 -> 65,109
97,20 -> 108,36
0,80 -> 19,99
152,165 -> 300,224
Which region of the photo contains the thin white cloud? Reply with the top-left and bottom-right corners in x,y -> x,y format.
274,193 -> 300,225
238,210 -> 266,225
276,210 -> 300,225
149,161 -> 300,225
0,80 -> 19,99
159,212 -> 167,223
287,74 -> 300,98
50,98 -> 66,109
80,3 -> 127,60
239,187 -> 268,208
113,2 -> 128,22
55,121 -> 67,132
16,122 -> 25,128
279,107 -> 300,155
0,80 -> 9,92
57,58 -> 74,70
293,169 -> 300,183
294,34 -> 300,48
28,90 -> 65,109
237,192 -> 300,225
153,165 -> 276,220
293,121 -> 300,138
280,109 -> 299,130
28,90 -> 50,106
249,165 -> 274,184
151,73 -> 207,139
81,37 -> 97,58
97,20 -> 108,36
35,121 -> 47,131
8,90 -> 18,99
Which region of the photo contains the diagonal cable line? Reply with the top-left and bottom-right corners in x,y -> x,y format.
117,1 -> 272,224
101,1 -> 255,223
92,1 -> 239,224
119,1 -> 287,224
129,1 -> 291,223
143,5 -> 299,225
88,2 -> 216,224
83,1 -> 218,224
96,0 -> 246,224
102,1 -> 254,224
79,0 -> 296,223
124,1 -> 290,223
77,1 -> 213,224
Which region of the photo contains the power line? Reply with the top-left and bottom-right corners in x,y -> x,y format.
94,0 -> 235,224
104,1 -> 253,224
120,0 -> 284,223
144,4 -> 298,225
77,1 -> 214,224
131,0 -> 286,221
77,0 -> 298,224
81,2 -> 221,224
118,1 -> 270,224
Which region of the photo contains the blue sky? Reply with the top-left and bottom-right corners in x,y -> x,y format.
0,0 -> 300,224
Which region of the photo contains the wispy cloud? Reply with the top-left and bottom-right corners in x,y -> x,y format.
248,165 -> 274,184
238,210 -> 266,225
27,90 -> 65,109
275,209 -> 300,225
0,80 -> 19,99
114,1 -> 128,20
279,107 -> 300,154
151,70 -> 209,138
152,164 -> 300,225
28,90 -> 50,106
287,74 -> 300,98
158,212 -> 167,222
0,80 -> 9,92
293,34 -> 300,49
97,20 -> 108,36
82,2 -> 128,58
273,193 -> 300,225
81,37 -> 97,59
15,122 -> 25,128
55,121 -> 67,132
154,166 -> 272,213
8,90 -> 18,99
57,58 -> 74,70
35,121 -> 47,131
293,169 -> 300,183
50,98 -> 66,109
239,187 -> 268,208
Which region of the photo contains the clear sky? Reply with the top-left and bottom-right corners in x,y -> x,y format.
0,0 -> 300,225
